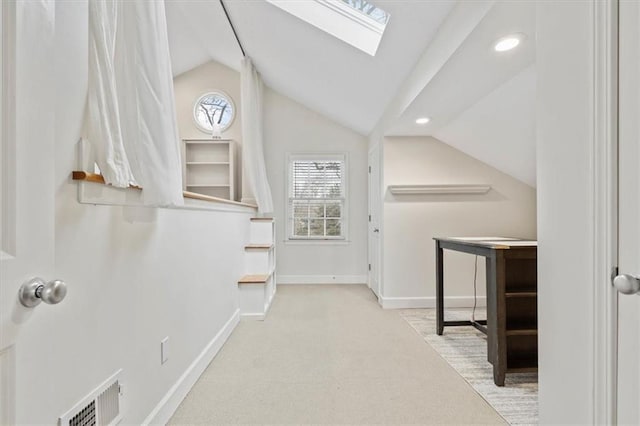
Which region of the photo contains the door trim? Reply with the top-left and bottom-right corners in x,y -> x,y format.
1,0 -> 16,259
367,142 -> 382,297
592,0 -> 619,423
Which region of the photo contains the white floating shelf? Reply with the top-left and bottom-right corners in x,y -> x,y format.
388,184 -> 492,195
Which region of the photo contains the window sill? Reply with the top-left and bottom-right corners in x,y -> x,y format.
284,239 -> 351,246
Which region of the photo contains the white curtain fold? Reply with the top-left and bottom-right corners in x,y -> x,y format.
241,57 -> 274,214
86,0 -> 183,206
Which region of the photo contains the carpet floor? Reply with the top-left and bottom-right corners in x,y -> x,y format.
169,285 -> 506,425
399,308 -> 538,425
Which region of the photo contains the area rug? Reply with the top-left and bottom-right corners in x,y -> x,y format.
399,308 -> 538,425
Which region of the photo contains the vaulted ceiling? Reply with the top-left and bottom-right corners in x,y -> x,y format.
166,0 -> 455,135
386,1 -> 536,186
165,0 -> 537,187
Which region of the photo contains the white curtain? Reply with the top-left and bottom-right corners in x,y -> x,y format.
86,0 -> 183,206
241,57 -> 274,214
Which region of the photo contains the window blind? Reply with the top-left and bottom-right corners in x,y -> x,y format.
288,157 -> 346,239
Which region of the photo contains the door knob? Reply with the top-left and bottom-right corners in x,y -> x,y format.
373,228 -> 380,233
613,274 -> 640,295
18,277 -> 68,308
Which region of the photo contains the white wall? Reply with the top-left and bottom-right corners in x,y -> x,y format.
381,136 -> 536,308
536,1 -> 598,423
263,88 -> 369,284
173,61 -> 243,200
14,3 -> 252,424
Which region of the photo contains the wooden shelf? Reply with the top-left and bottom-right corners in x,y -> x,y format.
506,329 -> 538,336
506,365 -> 538,373
238,274 -> 271,284
505,291 -> 537,298
245,244 -> 274,250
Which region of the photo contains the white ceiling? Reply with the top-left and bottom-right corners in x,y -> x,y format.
165,0 -> 455,135
165,0 -> 242,76
434,65 -> 536,186
165,0 -> 538,186
386,1 -> 537,186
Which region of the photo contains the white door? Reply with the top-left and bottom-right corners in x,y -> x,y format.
0,2 -> 57,423
368,145 -> 381,297
616,0 -> 640,423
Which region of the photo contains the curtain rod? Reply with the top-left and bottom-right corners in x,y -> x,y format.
219,0 -> 246,58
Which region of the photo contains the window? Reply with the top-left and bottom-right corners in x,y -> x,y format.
193,91 -> 235,134
288,154 -> 347,240
266,0 -> 390,56
339,0 -> 390,25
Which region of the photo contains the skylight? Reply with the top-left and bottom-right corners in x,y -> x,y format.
266,0 -> 390,56
340,0 -> 390,25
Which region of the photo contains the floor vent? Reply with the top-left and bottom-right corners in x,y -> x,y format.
59,370 -> 123,426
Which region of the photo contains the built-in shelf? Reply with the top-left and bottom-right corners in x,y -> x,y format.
183,138 -> 233,144
182,139 -> 235,201
388,184 -> 491,195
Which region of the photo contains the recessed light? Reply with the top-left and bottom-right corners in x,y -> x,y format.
493,34 -> 525,52
415,117 -> 431,125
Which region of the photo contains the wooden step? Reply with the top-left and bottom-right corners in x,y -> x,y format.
238,274 -> 271,284
250,217 -> 274,222
245,244 -> 274,250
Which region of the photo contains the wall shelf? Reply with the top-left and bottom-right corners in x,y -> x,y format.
182,139 -> 235,200
388,184 -> 491,195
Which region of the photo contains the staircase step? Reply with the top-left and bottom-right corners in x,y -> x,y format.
245,244 -> 274,250
238,274 -> 271,284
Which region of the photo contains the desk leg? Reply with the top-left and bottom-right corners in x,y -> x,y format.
487,252 -> 507,386
436,241 -> 444,335
486,256 -> 496,365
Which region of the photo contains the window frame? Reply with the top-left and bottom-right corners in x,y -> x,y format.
286,153 -> 348,241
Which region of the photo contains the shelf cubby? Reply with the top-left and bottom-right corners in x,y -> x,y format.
182,139 -> 235,201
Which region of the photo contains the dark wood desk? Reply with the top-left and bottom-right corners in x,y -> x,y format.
434,237 -> 538,386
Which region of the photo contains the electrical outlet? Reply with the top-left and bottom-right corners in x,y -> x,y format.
161,337 -> 169,365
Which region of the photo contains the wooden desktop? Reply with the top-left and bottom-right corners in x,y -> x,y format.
434,237 -> 538,386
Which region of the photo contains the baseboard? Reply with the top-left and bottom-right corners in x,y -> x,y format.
379,296 -> 487,310
240,312 -> 266,320
278,275 -> 367,284
142,308 -> 240,425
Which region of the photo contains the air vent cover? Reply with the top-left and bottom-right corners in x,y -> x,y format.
59,370 -> 122,426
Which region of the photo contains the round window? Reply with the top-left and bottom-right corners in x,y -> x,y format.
193,91 -> 235,133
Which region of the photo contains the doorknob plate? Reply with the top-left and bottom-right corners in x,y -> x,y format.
18,277 -> 46,308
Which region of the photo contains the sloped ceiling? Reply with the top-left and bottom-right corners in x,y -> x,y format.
165,0 -> 241,75
386,1 -> 537,186
165,0 -> 537,187
165,0 -> 455,135
434,65 -> 536,186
